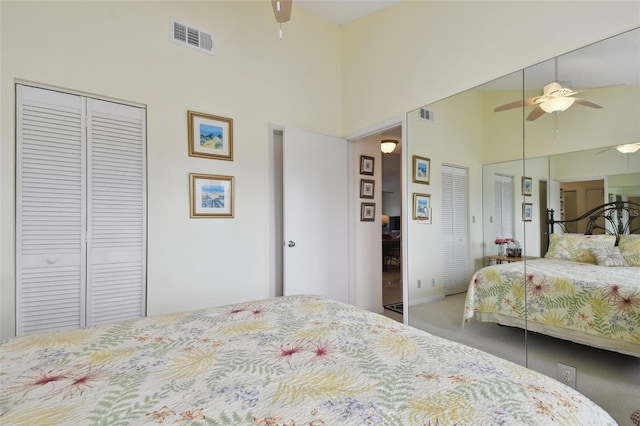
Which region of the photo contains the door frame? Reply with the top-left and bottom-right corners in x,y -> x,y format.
267,116 -> 406,318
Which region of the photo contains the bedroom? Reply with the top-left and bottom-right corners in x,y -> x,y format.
1,0 -> 639,424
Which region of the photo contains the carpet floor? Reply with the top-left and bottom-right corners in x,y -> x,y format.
407,292 -> 640,426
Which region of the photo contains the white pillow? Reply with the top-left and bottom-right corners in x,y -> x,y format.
590,247 -> 627,267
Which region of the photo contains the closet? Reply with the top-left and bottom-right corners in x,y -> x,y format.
441,164 -> 469,295
16,84 -> 147,336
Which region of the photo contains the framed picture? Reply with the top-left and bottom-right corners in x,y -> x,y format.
360,179 -> 375,199
412,155 -> 431,185
522,202 -> 533,222
413,193 -> 431,221
361,202 -> 375,221
360,155 -> 374,175
522,176 -> 532,196
190,173 -> 234,218
188,110 -> 233,161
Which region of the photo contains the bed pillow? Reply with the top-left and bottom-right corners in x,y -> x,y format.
544,233 -> 616,264
618,234 -> 640,267
590,247 -> 627,267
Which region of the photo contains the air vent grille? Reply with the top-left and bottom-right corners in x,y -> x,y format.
171,19 -> 214,55
420,108 -> 434,121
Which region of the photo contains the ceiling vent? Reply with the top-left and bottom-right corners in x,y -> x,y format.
171,19 -> 214,55
420,108 -> 434,122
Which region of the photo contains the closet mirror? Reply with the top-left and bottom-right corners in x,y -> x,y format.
405,27 -> 639,418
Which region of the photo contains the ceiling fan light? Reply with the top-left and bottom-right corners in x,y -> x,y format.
540,96 -> 575,113
381,139 -> 398,154
616,143 -> 640,154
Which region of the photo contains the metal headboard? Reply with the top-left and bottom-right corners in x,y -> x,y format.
547,200 -> 640,246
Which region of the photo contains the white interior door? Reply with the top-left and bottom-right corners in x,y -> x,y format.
282,127 -> 349,303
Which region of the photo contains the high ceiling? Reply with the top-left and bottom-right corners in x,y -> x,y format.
295,0 -> 402,25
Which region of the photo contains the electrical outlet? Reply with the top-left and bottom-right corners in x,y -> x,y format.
417,279 -> 421,288
431,278 -> 436,287
557,363 -> 577,389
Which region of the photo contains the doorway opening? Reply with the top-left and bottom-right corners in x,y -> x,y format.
379,127 -> 403,321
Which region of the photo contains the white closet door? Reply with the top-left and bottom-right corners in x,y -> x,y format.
86,99 -> 147,325
16,85 -> 147,335
16,85 -> 87,335
442,165 -> 469,295
494,174 -> 514,239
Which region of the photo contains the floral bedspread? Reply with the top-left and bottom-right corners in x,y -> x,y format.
1,295 -> 616,425
465,258 -> 640,353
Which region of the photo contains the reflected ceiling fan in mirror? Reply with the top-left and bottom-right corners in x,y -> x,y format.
597,143 -> 640,154
495,58 -> 603,121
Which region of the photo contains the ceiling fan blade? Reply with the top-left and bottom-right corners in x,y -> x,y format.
526,106 -> 545,121
494,100 -> 524,112
494,97 -> 539,112
271,0 -> 292,23
573,98 -> 603,109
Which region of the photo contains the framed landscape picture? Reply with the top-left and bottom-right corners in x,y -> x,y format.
412,155 -> 431,185
522,202 -> 533,222
413,193 -> 431,221
188,110 -> 233,161
522,176 -> 532,196
360,179 -> 375,199
190,173 -> 234,218
361,202 -> 375,221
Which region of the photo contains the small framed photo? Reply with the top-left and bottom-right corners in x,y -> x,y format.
190,173 -> 234,218
413,193 -> 431,221
522,202 -> 533,222
360,179 -> 375,199
361,202 -> 375,221
412,155 -> 431,185
522,176 -> 532,196
360,155 -> 374,175
188,110 -> 233,161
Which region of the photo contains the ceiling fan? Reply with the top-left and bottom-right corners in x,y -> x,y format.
495,56 -> 604,121
495,81 -> 603,121
597,142 -> 640,154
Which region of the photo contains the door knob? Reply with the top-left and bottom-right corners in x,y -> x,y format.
287,240 -> 296,247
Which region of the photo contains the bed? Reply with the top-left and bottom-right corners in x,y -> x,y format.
464,200 -> 640,357
0,295 -> 616,425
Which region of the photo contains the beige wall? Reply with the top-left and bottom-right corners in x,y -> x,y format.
1,1 -> 638,339
1,1 -> 342,338
341,1 -> 640,136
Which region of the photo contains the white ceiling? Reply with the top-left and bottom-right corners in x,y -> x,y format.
295,0 -> 402,25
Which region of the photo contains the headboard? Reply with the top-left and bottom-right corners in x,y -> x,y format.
547,200 -> 640,246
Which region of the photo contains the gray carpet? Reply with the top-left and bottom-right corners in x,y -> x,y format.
407,293 -> 640,426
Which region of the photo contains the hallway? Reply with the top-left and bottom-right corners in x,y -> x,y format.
382,269 -> 402,322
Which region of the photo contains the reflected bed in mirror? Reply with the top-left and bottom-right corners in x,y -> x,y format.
406,28 -> 639,423
466,199 -> 640,357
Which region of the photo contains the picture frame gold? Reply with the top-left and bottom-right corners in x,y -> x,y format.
523,202 -> 533,222
412,155 -> 431,185
188,110 -> 233,161
413,193 -> 431,221
190,173 -> 234,218
522,176 -> 532,196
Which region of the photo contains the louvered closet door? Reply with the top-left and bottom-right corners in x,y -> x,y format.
17,85 -> 147,336
16,85 -> 87,335
87,99 -> 146,325
441,165 -> 469,295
